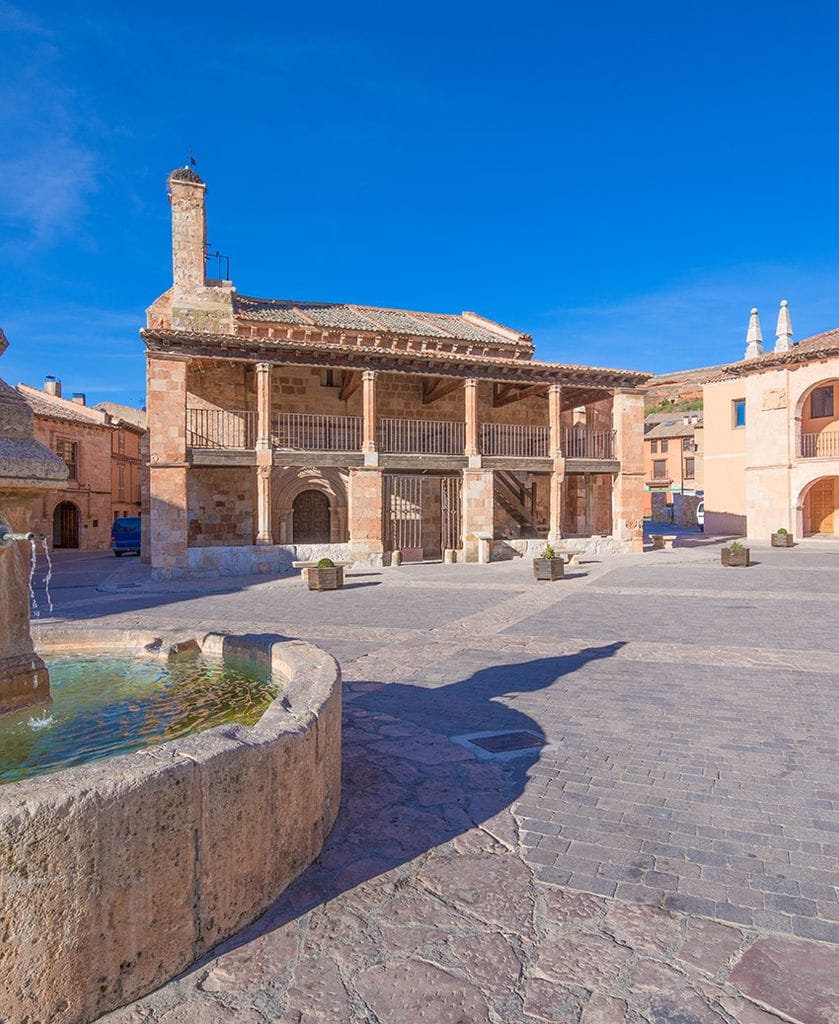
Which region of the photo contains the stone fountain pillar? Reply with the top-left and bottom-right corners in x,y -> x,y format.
0,330 -> 67,714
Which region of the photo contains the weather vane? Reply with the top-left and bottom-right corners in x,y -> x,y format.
188,147 -> 197,168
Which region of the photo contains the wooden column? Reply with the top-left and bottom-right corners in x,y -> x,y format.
464,378 -> 480,462
547,383 -> 565,545
361,370 -> 378,461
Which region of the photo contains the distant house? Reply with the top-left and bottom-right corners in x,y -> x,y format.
17,379 -> 146,549
701,304 -> 839,538
643,413 -> 703,516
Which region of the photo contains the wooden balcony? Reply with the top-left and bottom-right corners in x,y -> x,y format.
799,431 -> 839,458
481,423 -> 549,457
378,418 -> 465,455
563,427 -> 616,460
273,413 -> 362,452
187,408 -> 256,449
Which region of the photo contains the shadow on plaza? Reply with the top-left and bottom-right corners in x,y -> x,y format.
188,642 -> 624,973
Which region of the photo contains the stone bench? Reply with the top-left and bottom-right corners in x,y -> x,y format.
651,535 -> 677,550
562,552 -> 581,566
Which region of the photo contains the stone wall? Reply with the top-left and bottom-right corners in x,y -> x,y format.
188,467 -> 255,547
1,628 -> 341,1024
673,492 -> 700,527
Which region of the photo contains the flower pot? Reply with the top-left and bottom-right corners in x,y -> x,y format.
771,532 -> 794,547
721,547 -> 750,567
533,557 -> 565,581
307,566 -> 344,591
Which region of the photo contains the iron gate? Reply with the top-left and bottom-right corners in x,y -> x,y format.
441,475 -> 462,552
384,474 -> 423,561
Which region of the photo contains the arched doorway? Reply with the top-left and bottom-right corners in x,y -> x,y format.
803,477 -> 839,536
53,502 -> 80,548
292,490 -> 331,543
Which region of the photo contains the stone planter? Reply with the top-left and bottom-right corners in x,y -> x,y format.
721,547 -> 750,567
533,557 -> 565,581
307,566 -> 344,591
771,532 -> 794,548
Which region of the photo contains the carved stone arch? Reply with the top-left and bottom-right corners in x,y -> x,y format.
272,467 -> 349,544
793,376 -> 839,421
797,474 -> 839,537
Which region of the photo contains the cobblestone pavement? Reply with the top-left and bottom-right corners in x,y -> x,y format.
34,544 -> 839,1023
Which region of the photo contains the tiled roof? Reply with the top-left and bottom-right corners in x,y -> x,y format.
702,327 -> 839,383
17,385 -> 109,427
233,296 -> 531,348
645,419 -> 701,440
95,402 -> 147,430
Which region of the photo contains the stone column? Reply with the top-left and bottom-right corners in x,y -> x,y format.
462,469 -> 494,562
255,362 -> 273,545
612,388 -> 645,552
547,383 -> 565,545
148,355 -> 190,578
348,467 -> 384,564
464,378 -> 480,466
361,370 -> 378,464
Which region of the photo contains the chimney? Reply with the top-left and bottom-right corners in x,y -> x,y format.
774,299 -> 794,353
743,307 -> 764,360
167,166 -> 207,300
44,375 -> 62,398
71,393 -> 86,406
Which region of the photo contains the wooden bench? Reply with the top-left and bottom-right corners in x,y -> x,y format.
651,535 -> 677,550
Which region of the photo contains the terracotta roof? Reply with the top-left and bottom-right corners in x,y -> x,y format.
702,327 -> 839,383
94,402 -> 147,431
233,296 -> 532,350
645,419 -> 701,440
17,384 -> 110,427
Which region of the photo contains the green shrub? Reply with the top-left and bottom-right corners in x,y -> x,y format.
729,541 -> 744,551
776,527 -> 788,535
541,544 -> 556,559
316,557 -> 336,568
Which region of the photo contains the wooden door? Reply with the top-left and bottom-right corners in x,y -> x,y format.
292,490 -> 331,543
53,502 -> 80,548
441,476 -> 462,552
807,478 -> 836,535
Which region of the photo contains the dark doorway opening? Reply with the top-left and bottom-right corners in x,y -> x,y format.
293,490 -> 331,544
53,501 -> 80,548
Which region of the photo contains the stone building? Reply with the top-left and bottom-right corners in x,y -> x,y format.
643,413 -> 703,518
17,380 -> 145,549
702,302 -> 839,538
143,167 -> 650,578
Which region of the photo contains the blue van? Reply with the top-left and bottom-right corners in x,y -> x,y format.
111,517 -> 141,557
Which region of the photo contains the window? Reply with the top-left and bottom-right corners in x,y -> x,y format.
810,385 -> 834,419
650,440 -> 658,453
118,429 -> 126,454
653,459 -> 668,480
118,463 -> 126,499
55,438 -> 79,481
660,439 -> 669,453
733,399 -> 746,428
684,457 -> 695,479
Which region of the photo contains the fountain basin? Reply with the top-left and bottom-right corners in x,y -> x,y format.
0,627 -> 341,1024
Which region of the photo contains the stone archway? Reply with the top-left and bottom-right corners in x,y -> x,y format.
801,477 -> 839,536
53,501 -> 80,548
272,468 -> 348,545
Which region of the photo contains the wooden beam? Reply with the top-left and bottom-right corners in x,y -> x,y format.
422,378 -> 463,405
493,383 -> 548,408
339,370 -> 362,402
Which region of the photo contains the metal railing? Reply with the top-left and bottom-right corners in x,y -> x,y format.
799,430 -> 839,458
563,427 -> 616,460
186,408 -> 256,449
481,423 -> 549,457
378,417 -> 465,455
273,413 -> 362,451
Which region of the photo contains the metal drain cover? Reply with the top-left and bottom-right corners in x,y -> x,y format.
471,731 -> 545,753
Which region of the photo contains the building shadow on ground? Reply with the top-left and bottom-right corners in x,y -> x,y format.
185,642 -> 624,974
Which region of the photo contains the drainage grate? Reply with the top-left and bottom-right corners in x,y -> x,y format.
469,731 -> 546,754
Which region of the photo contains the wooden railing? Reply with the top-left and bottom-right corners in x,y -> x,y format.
378,418 -> 465,455
481,423 -> 549,457
273,413 -> 362,451
799,430 -> 839,458
186,408 -> 256,449
563,427 -> 616,460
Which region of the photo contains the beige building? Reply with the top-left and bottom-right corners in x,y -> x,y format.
702,302 -> 839,538
142,167 -> 650,578
643,413 -> 703,517
17,380 -> 145,549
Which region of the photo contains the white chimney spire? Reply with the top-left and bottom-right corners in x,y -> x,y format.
774,299 -> 794,353
744,307 -> 764,360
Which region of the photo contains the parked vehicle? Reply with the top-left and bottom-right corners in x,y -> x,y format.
111,517 -> 141,556
696,500 -> 705,532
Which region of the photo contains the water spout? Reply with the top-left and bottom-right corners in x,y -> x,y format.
29,537 -> 39,619
41,538 -> 54,615
0,528 -> 35,548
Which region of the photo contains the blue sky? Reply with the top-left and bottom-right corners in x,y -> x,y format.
2,1 -> 839,406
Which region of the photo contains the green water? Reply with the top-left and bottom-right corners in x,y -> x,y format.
0,654 -> 279,784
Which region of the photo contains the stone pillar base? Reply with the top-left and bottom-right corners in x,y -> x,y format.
0,652 -> 50,716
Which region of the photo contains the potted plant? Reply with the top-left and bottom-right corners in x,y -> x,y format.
771,527 -> 794,547
533,544 -> 565,581
307,557 -> 345,591
721,541 -> 750,567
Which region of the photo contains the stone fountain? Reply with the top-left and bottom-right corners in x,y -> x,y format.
0,328 -> 67,714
